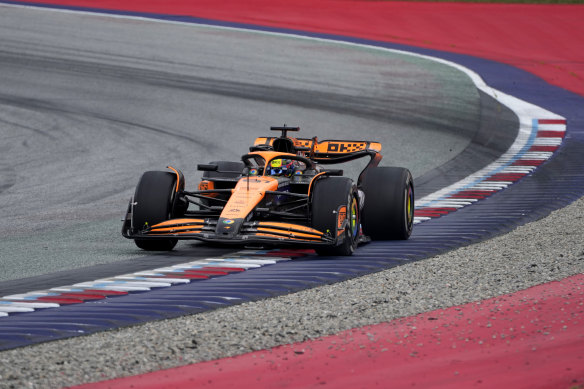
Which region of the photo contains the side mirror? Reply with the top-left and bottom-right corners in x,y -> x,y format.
324,169 -> 343,176
197,164 -> 218,172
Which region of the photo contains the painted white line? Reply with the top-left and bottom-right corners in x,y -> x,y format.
521,152 -> 554,159
499,167 -> 534,173
50,287 -> 102,293
0,301 -> 60,308
210,258 -> 278,265
98,279 -> 173,287
421,202 -> 467,208
113,276 -> 191,284
2,292 -> 58,300
72,283 -> 152,291
538,125 -> 565,132
472,184 -> 510,190
0,306 -> 35,313
534,138 -> 563,145
204,263 -> 262,269
414,217 -> 431,223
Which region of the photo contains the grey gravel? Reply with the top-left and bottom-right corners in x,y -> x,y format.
1,195 -> 583,389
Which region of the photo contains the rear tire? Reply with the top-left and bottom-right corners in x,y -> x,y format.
311,177 -> 360,256
361,167 -> 414,240
133,171 -> 179,251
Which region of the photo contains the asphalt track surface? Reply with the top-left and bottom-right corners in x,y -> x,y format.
0,5 -> 491,283
0,1 -> 580,386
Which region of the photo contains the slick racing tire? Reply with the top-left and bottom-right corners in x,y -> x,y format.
312,177 -> 360,256
133,171 -> 180,251
361,167 -> 414,240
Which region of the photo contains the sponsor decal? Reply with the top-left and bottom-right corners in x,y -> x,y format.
198,181 -> 218,197
223,219 -> 235,225
337,206 -> 347,229
294,139 -> 313,148
326,142 -> 366,153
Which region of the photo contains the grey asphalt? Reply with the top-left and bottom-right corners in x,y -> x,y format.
0,5 -> 483,282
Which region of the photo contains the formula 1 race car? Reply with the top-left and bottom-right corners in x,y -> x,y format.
122,126 -> 414,256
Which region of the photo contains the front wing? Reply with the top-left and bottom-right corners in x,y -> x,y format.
123,218 -> 337,246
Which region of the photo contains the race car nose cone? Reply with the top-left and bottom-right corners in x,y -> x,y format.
215,217 -> 244,238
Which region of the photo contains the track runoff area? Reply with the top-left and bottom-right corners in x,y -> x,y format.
2,1 -> 584,387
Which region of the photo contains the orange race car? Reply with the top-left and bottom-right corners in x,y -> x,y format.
122,126 -> 414,256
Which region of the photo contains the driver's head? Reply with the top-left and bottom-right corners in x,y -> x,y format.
269,159 -> 295,176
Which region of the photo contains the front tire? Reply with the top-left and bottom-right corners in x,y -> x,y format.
311,177 -> 360,256
133,171 -> 180,251
361,167 -> 414,240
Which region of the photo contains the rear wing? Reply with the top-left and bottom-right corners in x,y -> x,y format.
253,137 -> 382,162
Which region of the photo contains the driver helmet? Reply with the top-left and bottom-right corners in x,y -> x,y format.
269,159 -> 295,177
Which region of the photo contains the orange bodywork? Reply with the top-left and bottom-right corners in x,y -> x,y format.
151,218 -> 205,227
309,140 -> 382,154
256,221 -> 324,236
219,176 -> 279,220
166,166 -> 183,193
254,232 -> 321,241
149,218 -> 205,233
197,180 -> 220,200
308,172 -> 326,197
253,137 -> 382,155
149,226 -> 203,233
256,228 -> 323,240
198,180 -> 214,191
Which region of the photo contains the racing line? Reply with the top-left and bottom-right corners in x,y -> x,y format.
1,1 -> 584,387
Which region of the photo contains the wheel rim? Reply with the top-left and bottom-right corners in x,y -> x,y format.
350,196 -> 359,239
405,184 -> 414,229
